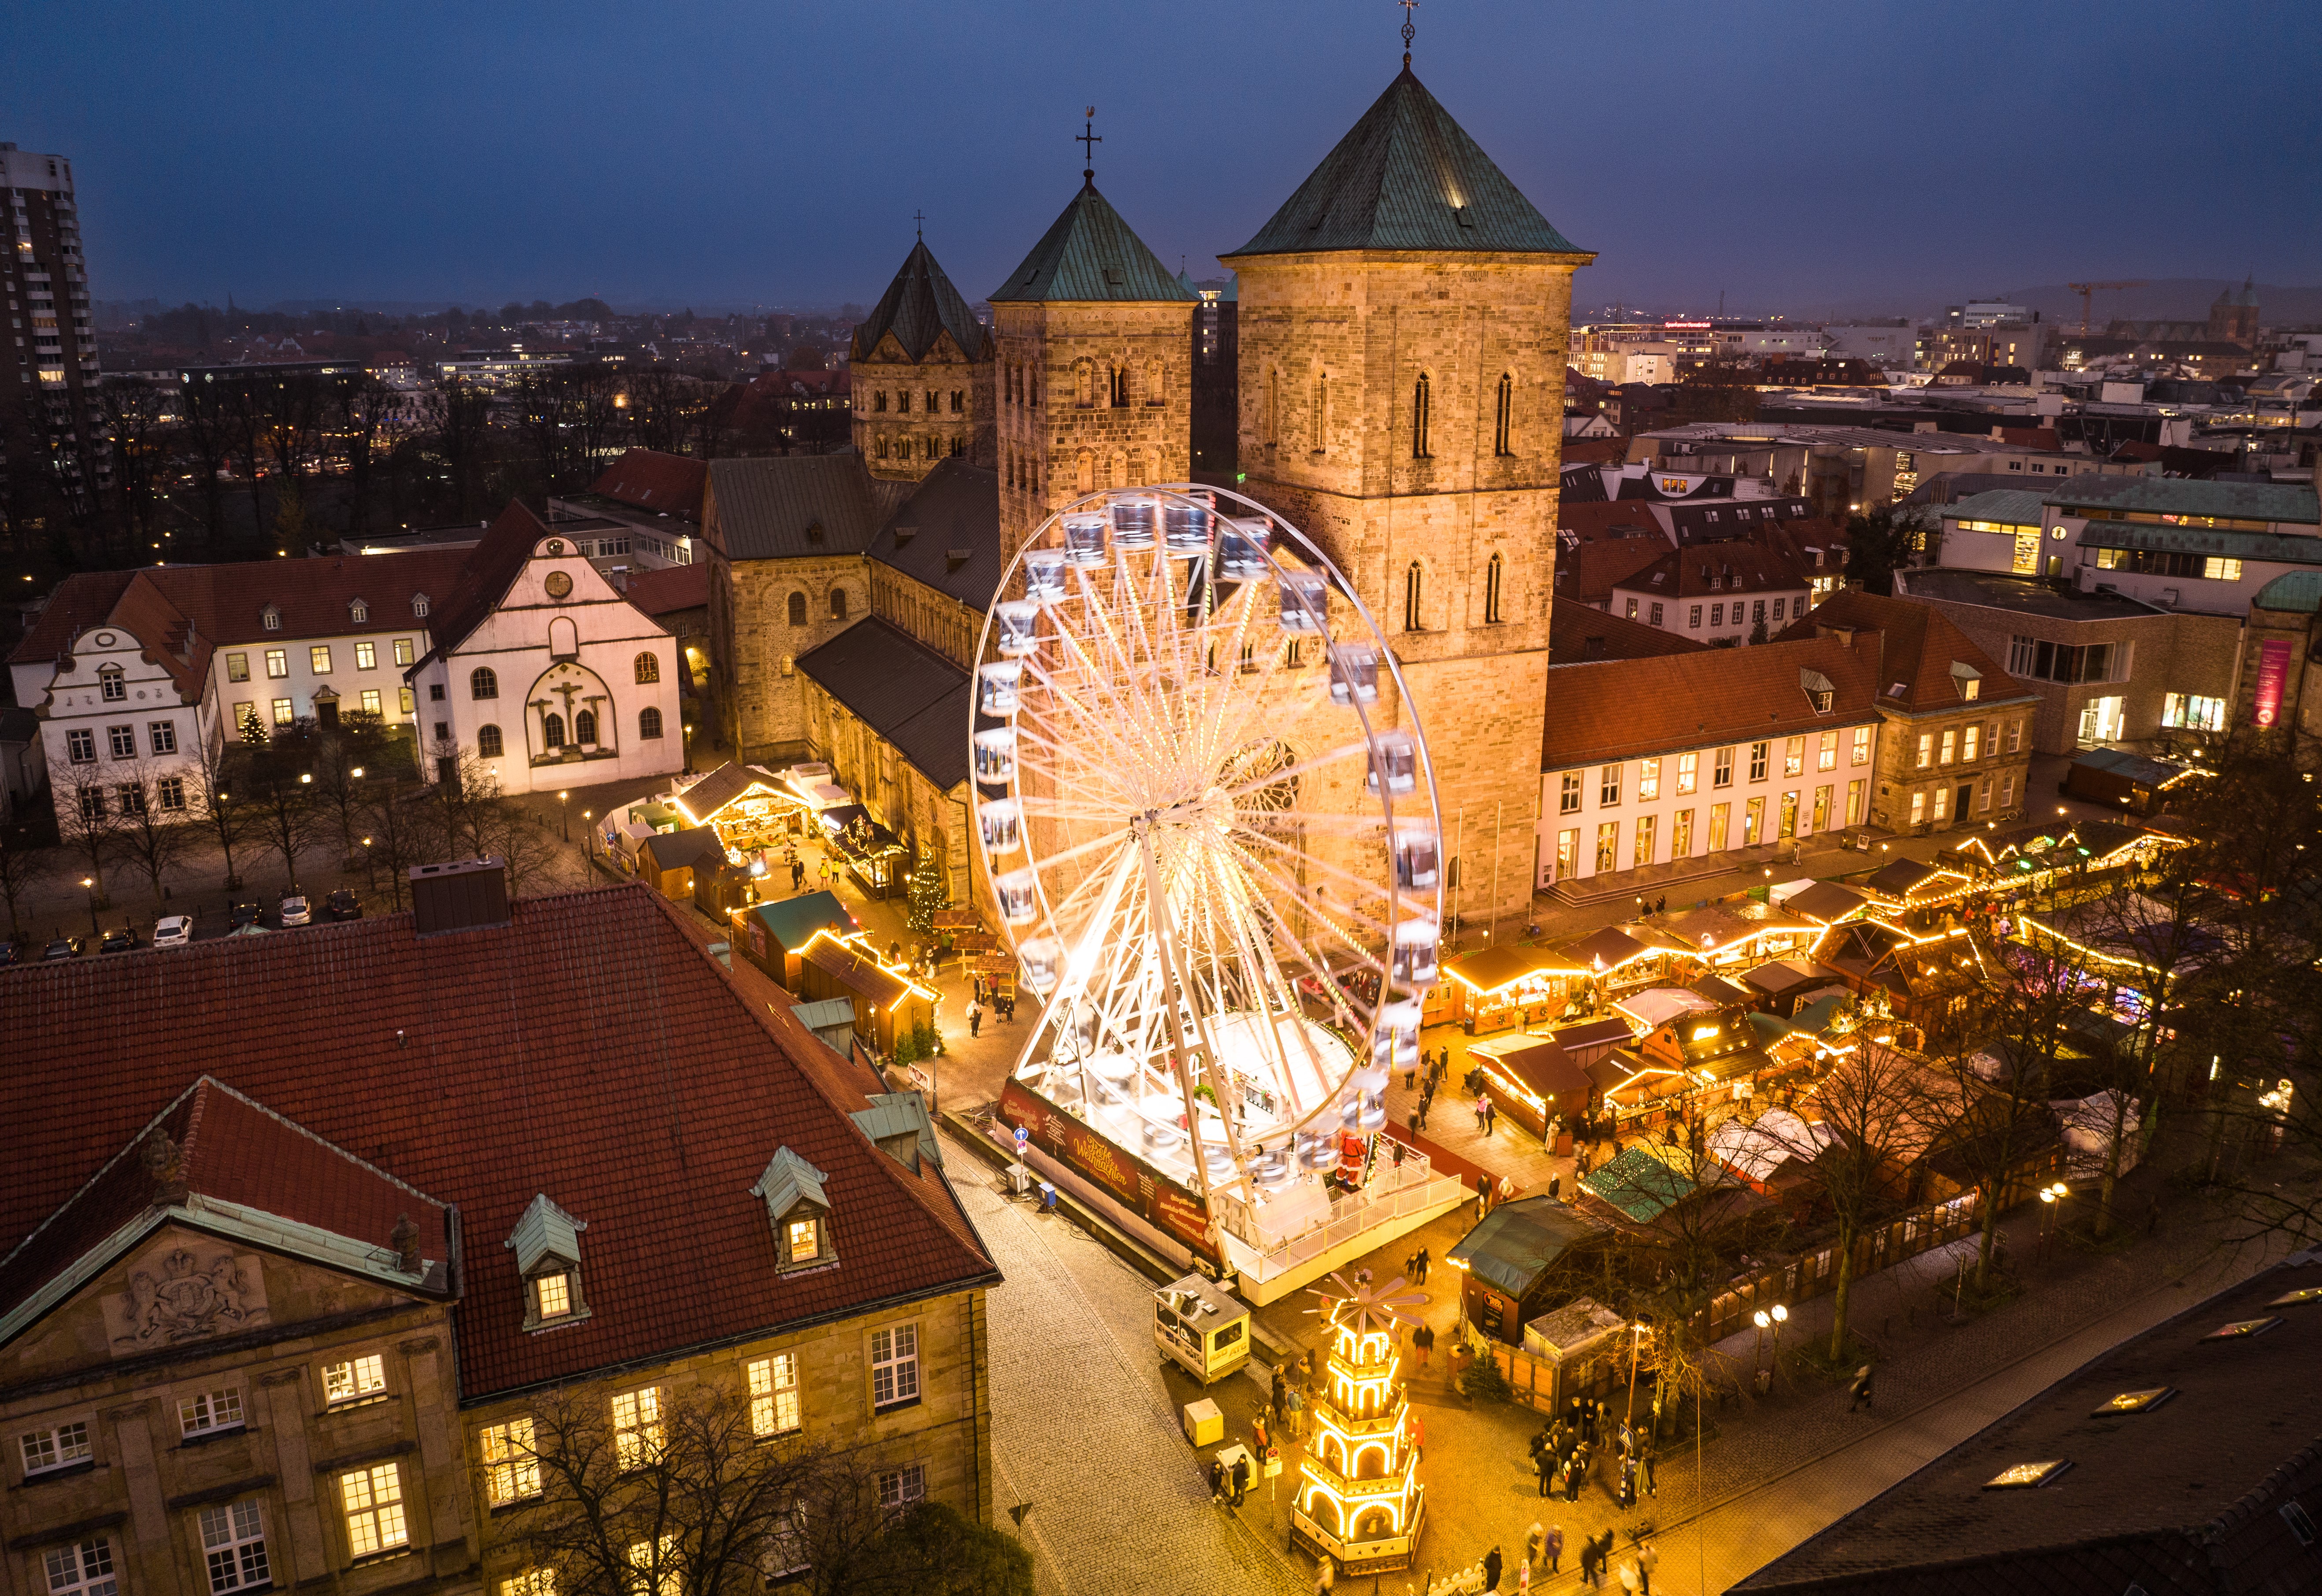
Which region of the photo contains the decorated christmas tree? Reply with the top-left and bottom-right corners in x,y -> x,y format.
1293,1271 -> 1427,1575
905,850 -> 947,936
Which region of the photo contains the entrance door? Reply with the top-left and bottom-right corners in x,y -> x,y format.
1956,783 -> 1973,823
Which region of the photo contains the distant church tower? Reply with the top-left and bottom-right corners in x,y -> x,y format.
1224,56 -> 1593,926
2208,275 -> 2259,348
850,236 -> 996,480
988,140 -> 1197,566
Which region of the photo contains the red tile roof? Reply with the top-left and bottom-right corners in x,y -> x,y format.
621,562 -> 710,617
1612,543 -> 1808,602
592,448 -> 709,520
1,1078 -> 456,1325
415,500 -> 551,665
1561,437 -> 1630,466
1554,503 -> 1672,605
1774,589 -> 2035,713
1548,597 -> 1707,664
1995,425 -> 2061,451
1541,635 -> 1886,769
0,883 -> 998,1393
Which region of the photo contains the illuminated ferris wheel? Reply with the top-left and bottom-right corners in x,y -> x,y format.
970,484 -> 1444,1206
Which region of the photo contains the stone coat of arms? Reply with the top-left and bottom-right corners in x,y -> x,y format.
106,1245 -> 270,1353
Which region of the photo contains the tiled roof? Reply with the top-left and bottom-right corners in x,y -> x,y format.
2044,475 -> 2318,525
1732,1253 -> 2322,1593
793,616 -> 970,791
621,562 -> 709,616
413,500 -> 550,665
850,240 -> 993,365
591,448 -> 709,520
1553,514 -> 1670,606
1539,636 -> 1885,769
867,459 -> 1002,613
1611,544 -> 1809,601
989,179 -> 1196,305
0,884 -> 998,1396
2075,521 -> 2322,567
705,455 -> 881,561
1547,597 -> 1706,664
671,761 -> 780,825
1,1077 -> 456,1330
1776,590 -> 2035,713
1225,67 -> 1589,259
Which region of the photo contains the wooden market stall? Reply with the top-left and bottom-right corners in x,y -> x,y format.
1467,1033 -> 1592,1146
1446,1196 -> 1610,1346
736,890 -> 860,991
1441,944 -> 1588,1035
637,827 -> 727,900
795,932 -> 938,1054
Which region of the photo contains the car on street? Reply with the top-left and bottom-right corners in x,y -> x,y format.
280,894 -> 312,927
41,936 -> 84,961
325,889 -> 363,922
153,915 -> 195,948
99,927 -> 141,954
0,940 -> 20,967
228,899 -> 263,929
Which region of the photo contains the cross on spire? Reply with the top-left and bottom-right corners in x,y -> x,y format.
1399,0 -> 1417,67
913,209 -> 924,240
1077,107 -> 1101,182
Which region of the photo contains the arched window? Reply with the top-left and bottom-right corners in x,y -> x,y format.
1485,552 -> 1505,624
1310,372 -> 1327,451
574,709 -> 598,745
829,588 -> 848,621
1412,373 -> 1432,458
874,436 -> 889,460
477,724 -> 504,757
634,652 -> 660,684
640,706 -> 664,739
1404,562 -> 1424,632
1075,360 -> 1095,409
1494,372 -> 1515,456
787,592 -> 808,626
542,712 -> 566,750
470,666 -> 498,700
1076,451 -> 1094,492
873,390 -> 888,413
1144,358 -> 1164,406
1109,365 -> 1128,407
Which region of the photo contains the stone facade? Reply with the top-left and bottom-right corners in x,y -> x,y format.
707,547 -> 866,766
1868,695 -> 2037,833
802,680 -> 971,908
0,1225 -> 476,1596
994,301 -> 1193,567
1232,251 -> 1586,924
852,344 -> 993,483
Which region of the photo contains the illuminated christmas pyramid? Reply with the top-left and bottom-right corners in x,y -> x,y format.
1293,1271 -> 1427,1574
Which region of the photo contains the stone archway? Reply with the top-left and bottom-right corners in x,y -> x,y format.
525,658 -> 617,768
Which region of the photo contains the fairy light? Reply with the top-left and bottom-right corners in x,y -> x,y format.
1294,1274 -> 1427,1565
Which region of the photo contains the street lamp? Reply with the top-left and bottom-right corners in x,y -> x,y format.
80,876 -> 99,938
2037,1181 -> 2070,1260
582,810 -> 594,861
558,790 -> 571,842
360,835 -> 377,892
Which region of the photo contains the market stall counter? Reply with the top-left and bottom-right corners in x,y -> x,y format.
1465,1033 -> 1592,1145
1441,944 -> 1588,1035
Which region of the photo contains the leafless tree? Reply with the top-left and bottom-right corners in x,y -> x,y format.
109,757 -> 200,909
241,732 -> 322,893
52,762 -> 122,907
473,796 -> 564,898
334,371 -> 401,537
175,380 -> 236,547
0,823 -> 55,938
188,730 -> 257,890
428,378 -> 495,521
100,377 -> 174,551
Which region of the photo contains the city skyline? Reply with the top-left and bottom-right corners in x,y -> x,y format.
9,0 -> 2319,316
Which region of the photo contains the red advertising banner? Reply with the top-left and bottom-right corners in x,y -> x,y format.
2252,638 -> 2292,728
997,1079 -> 1221,1269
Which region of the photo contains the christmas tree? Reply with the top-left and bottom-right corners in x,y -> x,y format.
905,850 -> 947,937
1293,1271 -> 1427,1574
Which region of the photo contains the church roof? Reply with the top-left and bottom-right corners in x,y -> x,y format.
1225,66 -> 1588,259
989,178 -> 1196,304
850,240 -> 992,364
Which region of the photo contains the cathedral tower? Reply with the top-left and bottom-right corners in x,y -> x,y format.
989,170 -> 1197,566
850,238 -> 996,480
1223,63 -> 1593,927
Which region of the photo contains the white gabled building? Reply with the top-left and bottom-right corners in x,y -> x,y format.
405,502 -> 685,793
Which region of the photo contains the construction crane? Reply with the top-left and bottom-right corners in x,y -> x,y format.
2067,280 -> 2148,335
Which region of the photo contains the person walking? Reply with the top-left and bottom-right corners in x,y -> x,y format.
1616,1556 -> 1641,1594
1577,1533 -> 1601,1590
1482,1545 -> 1503,1592
1543,1524 -> 1564,1577
1314,1554 -> 1335,1596
1414,1322 -> 1433,1367
1524,1524 -> 1544,1575
1849,1363 -> 1875,1413
968,1001 -> 983,1039
1416,1246 -> 1431,1284
1636,1539 -> 1659,1596
1640,1436 -> 1658,1499
1409,1108 -> 1423,1142
1485,1097 -> 1498,1136
1534,1446 -> 1553,1496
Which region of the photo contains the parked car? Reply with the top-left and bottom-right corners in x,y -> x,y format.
153,915 -> 195,948
228,899 -> 263,929
41,936 -> 84,961
99,927 -> 141,954
280,894 -> 312,927
325,889 -> 363,922
0,940 -> 20,967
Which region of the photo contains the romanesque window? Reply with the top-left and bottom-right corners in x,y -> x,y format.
1310,372 -> 1327,451
873,390 -> 888,413
950,390 -> 964,414
1144,358 -> 1164,406
470,666 -> 497,700
924,389 -> 938,414
1109,365 -> 1129,407
829,589 -> 849,621
1412,373 -> 1433,458
1485,553 -> 1505,624
895,390 -> 910,414
478,724 -> 503,757
1075,360 -> 1095,408
787,592 -> 808,627
875,437 -> 889,459
1403,562 -> 1424,632
1494,373 -> 1515,456
1076,451 -> 1094,492
634,652 -> 659,684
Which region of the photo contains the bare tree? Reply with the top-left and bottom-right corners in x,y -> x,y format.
188,730 -> 257,890
175,380 -> 236,548
335,371 -> 402,539
473,796 -> 564,898
100,377 -> 174,551
110,757 -> 200,909
0,823 -> 55,938
427,378 -> 495,521
52,763 -> 122,908
242,733 -> 322,893
360,771 -> 440,910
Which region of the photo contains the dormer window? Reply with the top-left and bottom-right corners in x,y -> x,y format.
507,1194 -> 590,1331
261,605 -> 281,631
349,598 -> 369,626
1952,661 -> 1983,701
1801,668 -> 1836,715
412,594 -> 431,618
751,1148 -> 834,1273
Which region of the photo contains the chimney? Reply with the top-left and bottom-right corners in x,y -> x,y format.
390,1214 -> 422,1273
409,857 -> 511,935
1821,624 -> 1855,649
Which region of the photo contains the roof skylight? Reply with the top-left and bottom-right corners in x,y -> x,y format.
1984,1459 -> 2070,1490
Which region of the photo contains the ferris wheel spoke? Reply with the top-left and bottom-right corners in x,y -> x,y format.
1212,741 -> 1377,807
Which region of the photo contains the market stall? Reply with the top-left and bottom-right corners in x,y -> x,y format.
736,890 -> 859,992
1465,1033 -> 1591,1145
1441,945 -> 1587,1035
1446,1196 -> 1609,1346
637,827 -> 726,900
794,929 -> 939,1054
671,761 -> 813,844
820,808 -> 907,900
1154,1273 -> 1252,1385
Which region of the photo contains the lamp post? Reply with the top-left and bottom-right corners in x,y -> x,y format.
1751,1309 -> 1770,1379
582,810 -> 594,861
360,836 -> 376,892
2037,1181 -> 2069,1261
80,876 -> 99,938
682,723 -> 695,776
1768,1301 -> 1788,1369
558,790 -> 571,843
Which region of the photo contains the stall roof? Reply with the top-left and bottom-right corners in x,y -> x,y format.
1613,987 -> 1719,1031
1524,1297 -> 1626,1364
1742,958 -> 1846,999
1446,1196 -> 1608,1297
673,761 -> 794,826
747,891 -> 859,954
1446,943 -> 1557,994
1560,925 -> 1651,972
1653,901 -> 1816,953
639,826 -> 727,876
1786,994 -> 1849,1036
2072,746 -> 2187,788
1863,857 -> 1941,899
1553,1016 -> 1638,1062
1783,879 -> 1871,924
1580,1146 -> 1699,1225
1690,973 -> 1755,1008
1468,1034 -> 1590,1103
800,937 -> 917,1009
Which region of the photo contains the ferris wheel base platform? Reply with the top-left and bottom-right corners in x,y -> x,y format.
1220,1180 -> 1472,1306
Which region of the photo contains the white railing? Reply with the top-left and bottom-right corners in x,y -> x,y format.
1221,1161 -> 1470,1283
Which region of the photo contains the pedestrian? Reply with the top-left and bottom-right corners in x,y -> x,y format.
1616,1556 -> 1640,1594
1414,1323 -> 1432,1367
1486,1097 -> 1498,1136
968,1002 -> 983,1039
1403,1254 -> 1416,1284
1417,1246 -> 1431,1284
1417,1097 -> 1430,1133
1230,1448 -> 1250,1506
1208,1454 -> 1228,1504
1534,1448 -> 1553,1496
1497,1173 -> 1516,1209
1411,1411 -> 1425,1462
1483,1545 -> 1503,1592
1566,1452 -> 1583,1504
1474,1097 -> 1488,1134
1405,1063 -> 1417,1090
1252,1415 -> 1271,1456
790,859 -> 805,891
1314,1556 -> 1334,1596
1544,1524 -> 1564,1576
1271,1367 -> 1287,1416
1618,1453 -> 1637,1508
1409,1108 -> 1422,1142
1849,1363 -> 1875,1412
1392,1138 -> 1406,1170
1577,1533 -> 1601,1589
1637,1540 -> 1659,1596
1641,1437 -> 1658,1498
1525,1523 -> 1544,1574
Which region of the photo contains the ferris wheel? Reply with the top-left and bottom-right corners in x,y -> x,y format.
971,484 -> 1444,1209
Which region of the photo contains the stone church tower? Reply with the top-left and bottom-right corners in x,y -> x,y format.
849,238 -> 996,480
988,173 -> 1197,566
1224,62 -> 1593,927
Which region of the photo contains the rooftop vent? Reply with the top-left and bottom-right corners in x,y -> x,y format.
2203,1317 -> 2280,1340
409,857 -> 510,935
893,525 -> 918,544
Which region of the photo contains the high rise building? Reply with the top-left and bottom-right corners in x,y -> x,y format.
0,143 -> 105,524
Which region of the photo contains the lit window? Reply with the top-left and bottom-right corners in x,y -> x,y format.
355,642 -> 376,670
749,1355 -> 802,1437
870,1325 -> 920,1411
273,699 -> 294,727
198,1500 -> 269,1594
180,1387 -> 245,1438
42,1537 -> 116,1596
1817,731 -> 1837,772
628,1538 -> 677,1596
1675,753 -> 1697,795
612,1387 -> 664,1468
360,689 -> 382,717
481,1418 -> 540,1505
227,652 -> 250,682
21,1421 -> 93,1475
1599,765 -> 1622,806
1963,724 -> 1980,761
1915,733 -> 1932,769
310,646 -> 332,674
394,639 -> 414,666
1910,791 -> 1926,825
534,1272 -> 572,1319
786,1216 -> 821,1264
340,1462 -> 407,1557
1784,737 -> 1804,777
1852,725 -> 1872,765
501,1571 -> 555,1596
1939,729 -> 1956,765
323,1355 -> 386,1405
1637,758 -> 1660,801
264,649 -> 288,679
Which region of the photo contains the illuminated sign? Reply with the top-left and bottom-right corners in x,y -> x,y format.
2252,638 -> 2291,727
